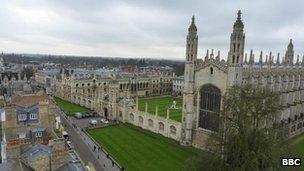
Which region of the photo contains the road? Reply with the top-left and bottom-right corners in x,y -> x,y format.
51,97 -> 121,171
61,114 -> 105,171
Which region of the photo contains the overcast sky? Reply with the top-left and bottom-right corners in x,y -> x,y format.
0,0 -> 304,60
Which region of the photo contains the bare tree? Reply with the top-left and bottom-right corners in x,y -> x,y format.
205,84 -> 289,170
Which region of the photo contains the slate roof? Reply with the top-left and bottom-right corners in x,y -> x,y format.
30,127 -> 45,132
21,144 -> 52,162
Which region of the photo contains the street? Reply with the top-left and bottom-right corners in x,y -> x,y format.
61,114 -> 105,171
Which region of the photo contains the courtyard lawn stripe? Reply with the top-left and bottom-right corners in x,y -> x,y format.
88,124 -> 204,171
53,96 -> 90,115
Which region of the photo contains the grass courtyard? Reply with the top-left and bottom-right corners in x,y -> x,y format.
53,96 -> 90,115
88,124 -> 204,171
138,96 -> 182,122
281,133 -> 304,171
290,133 -> 304,159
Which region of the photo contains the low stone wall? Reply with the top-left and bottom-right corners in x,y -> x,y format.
79,129 -> 122,171
126,111 -> 182,141
289,116 -> 304,137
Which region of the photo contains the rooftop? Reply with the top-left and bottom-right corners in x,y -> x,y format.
11,91 -> 46,106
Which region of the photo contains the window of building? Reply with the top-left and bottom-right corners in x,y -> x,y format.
18,114 -> 27,121
18,132 -> 26,139
36,132 -> 43,138
199,84 -> 221,132
29,113 -> 38,120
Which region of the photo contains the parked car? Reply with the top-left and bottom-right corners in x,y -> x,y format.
90,119 -> 98,125
67,141 -> 74,150
101,118 -> 109,124
62,131 -> 69,140
75,112 -> 82,119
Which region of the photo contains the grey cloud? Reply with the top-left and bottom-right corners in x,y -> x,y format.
0,0 -> 304,59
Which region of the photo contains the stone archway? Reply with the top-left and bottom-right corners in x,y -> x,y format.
129,113 -> 134,122
138,116 -> 143,126
158,122 -> 164,132
170,125 -> 176,135
148,119 -> 153,128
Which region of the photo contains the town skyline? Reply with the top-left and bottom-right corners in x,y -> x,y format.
1,0 -> 304,60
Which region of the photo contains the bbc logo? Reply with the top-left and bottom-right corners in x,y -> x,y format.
281,158 -> 301,166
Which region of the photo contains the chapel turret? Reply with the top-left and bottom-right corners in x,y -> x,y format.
285,39 -> 294,65
181,16 -> 198,146
228,10 -> 245,66
184,15 -> 198,87
186,16 -> 198,62
227,10 -> 245,86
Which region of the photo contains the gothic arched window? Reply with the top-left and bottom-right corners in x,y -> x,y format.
232,55 -> 235,63
199,84 -> 221,132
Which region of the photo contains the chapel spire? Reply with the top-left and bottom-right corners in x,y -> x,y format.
188,15 -> 197,32
233,10 -> 244,31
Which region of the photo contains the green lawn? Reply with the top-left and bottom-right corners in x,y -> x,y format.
138,96 -> 182,122
88,124 -> 204,171
53,96 -> 90,115
281,133 -> 304,171
292,133 -> 304,158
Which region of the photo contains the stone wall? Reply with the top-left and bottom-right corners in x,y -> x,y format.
125,111 -> 182,141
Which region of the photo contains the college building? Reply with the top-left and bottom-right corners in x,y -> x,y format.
180,10 -> 304,148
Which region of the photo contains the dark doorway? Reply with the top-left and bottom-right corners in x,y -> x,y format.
104,107 -> 108,119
